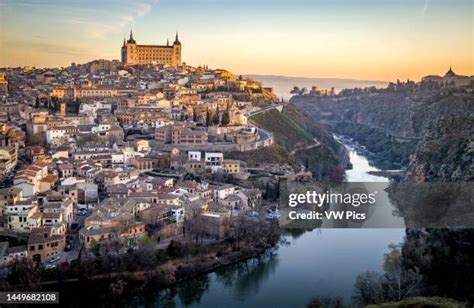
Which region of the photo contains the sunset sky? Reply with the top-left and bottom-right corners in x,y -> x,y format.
0,0 -> 472,81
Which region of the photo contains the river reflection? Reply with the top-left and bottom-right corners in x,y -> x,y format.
129,140 -> 406,307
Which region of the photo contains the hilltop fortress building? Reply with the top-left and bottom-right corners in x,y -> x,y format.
121,31 -> 181,66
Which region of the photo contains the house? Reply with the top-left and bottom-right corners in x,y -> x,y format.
157,193 -> 180,206
27,227 -> 66,262
0,187 -> 22,210
42,196 -> 74,227
222,159 -> 241,174
106,183 -> 129,198
79,221 -> 145,249
13,163 -> 50,197
46,126 -> 79,145
222,193 -> 244,210
205,152 -> 223,173
155,124 -> 208,145
79,197 -> 146,248
5,198 -> 39,233
0,242 -> 27,267
211,184 -> 235,200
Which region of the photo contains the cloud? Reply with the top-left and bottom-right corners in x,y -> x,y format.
421,0 -> 430,18
3,0 -> 158,38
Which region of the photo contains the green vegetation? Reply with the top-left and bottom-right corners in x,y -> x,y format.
401,229 -> 474,303
365,297 -> 466,308
249,104 -> 347,181
251,106 -> 315,150
226,144 -> 292,167
352,243 -> 423,306
351,229 -> 474,307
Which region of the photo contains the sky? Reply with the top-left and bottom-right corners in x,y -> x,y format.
0,0 -> 472,81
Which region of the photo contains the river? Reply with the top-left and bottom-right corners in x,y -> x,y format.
129,141 -> 406,307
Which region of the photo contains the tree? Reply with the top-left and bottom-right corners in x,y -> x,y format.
205,108 -> 212,127
8,259 -> 44,291
90,238 -> 101,257
353,271 -> 384,306
184,209 -> 211,243
212,111 -> 220,126
382,243 -> 422,302
166,240 -> 187,258
290,86 -> 300,95
138,234 -> 156,250
27,132 -> 45,146
221,110 -> 230,126
228,214 -> 258,250
50,96 -> 60,111
76,133 -> 100,148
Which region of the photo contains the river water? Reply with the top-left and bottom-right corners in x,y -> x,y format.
130,141 -> 406,307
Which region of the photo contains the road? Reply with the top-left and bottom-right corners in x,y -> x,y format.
246,102 -> 288,117
288,138 -> 321,174
288,138 -> 320,156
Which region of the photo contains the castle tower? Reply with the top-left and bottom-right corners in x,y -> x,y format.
172,32 -> 182,66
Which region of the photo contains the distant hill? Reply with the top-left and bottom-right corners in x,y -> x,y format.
244,74 -> 388,100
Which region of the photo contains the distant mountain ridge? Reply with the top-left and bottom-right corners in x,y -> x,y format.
244,74 -> 389,100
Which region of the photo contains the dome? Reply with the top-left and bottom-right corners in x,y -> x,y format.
444,66 -> 456,77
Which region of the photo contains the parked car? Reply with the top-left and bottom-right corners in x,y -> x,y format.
45,264 -> 56,270
47,256 -> 61,264
77,208 -> 88,216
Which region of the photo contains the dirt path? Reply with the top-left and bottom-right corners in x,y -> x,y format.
288,138 -> 320,172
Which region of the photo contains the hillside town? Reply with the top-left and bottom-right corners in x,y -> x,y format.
0,55 -> 282,269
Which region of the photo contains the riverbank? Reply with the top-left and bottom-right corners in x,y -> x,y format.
367,170 -> 406,181
6,222 -> 280,306
38,241 -> 275,287
335,134 -> 406,179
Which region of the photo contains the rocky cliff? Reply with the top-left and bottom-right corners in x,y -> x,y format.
291,89 -> 473,181
406,94 -> 473,182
